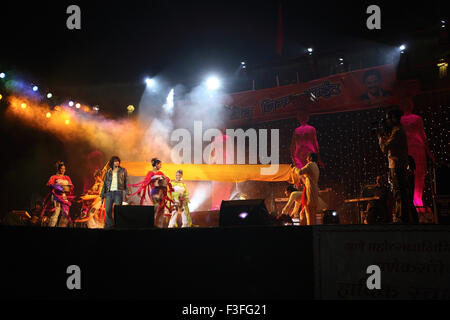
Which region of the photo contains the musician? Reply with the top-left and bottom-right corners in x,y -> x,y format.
29,200 -> 43,226
168,169 -> 192,228
364,176 -> 392,224
46,161 -> 74,227
278,185 -> 303,223
378,109 -> 418,223
100,156 -> 130,228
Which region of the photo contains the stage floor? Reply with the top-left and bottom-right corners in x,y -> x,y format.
1,224 -> 449,300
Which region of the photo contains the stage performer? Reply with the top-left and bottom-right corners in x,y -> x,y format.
77,169 -> 106,229
290,110 -> 324,180
400,98 -> 435,207
128,158 -> 173,228
44,161 -> 74,227
100,156 -> 131,228
378,109 -> 418,223
278,185 -> 303,222
297,152 -> 320,225
168,169 -> 192,228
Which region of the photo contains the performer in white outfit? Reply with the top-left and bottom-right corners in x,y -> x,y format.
297,152 -> 320,225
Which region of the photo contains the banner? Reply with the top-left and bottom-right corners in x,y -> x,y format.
225,64 -> 398,125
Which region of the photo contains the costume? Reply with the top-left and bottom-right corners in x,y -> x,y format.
292,124 -> 320,170
297,161 -> 320,225
281,191 -> 302,218
168,180 -> 192,228
401,112 -> 429,207
43,174 -> 74,227
129,170 -> 174,227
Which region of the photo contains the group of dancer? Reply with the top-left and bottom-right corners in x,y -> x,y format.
40,157 -> 192,229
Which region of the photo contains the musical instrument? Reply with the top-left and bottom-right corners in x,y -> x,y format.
344,196 -> 380,203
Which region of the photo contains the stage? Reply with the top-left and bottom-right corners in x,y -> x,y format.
1,224 -> 449,300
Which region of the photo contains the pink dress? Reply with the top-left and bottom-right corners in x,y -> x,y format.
293,124 -> 320,169
401,113 -> 428,207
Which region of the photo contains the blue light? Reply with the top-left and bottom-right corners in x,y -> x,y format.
32,85 -> 38,92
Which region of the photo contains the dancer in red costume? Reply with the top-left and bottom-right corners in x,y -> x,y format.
400,98 -> 435,207
128,158 -> 173,228
42,161 -> 75,227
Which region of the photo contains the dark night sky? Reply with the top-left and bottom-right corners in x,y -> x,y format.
0,0 -> 448,112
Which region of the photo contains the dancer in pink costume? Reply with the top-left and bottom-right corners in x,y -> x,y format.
400,98 -> 435,207
290,110 -> 324,171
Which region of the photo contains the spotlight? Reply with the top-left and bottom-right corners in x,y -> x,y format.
0,72 -> 5,79
127,104 -> 135,113
0,94 -> 2,100
21,103 -> 27,109
241,61 -> 246,65
68,101 -> 74,107
145,78 -> 155,87
238,212 -> 249,219
32,85 -> 38,92
323,209 -> 340,224
75,103 -> 81,109
46,112 -> 52,118
47,92 -> 53,99
339,58 -> 344,61
307,48 -> 313,54
206,76 -> 220,90
399,44 -> 406,53
93,106 -> 100,112
65,119 -> 70,125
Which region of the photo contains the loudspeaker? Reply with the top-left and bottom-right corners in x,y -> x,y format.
219,199 -> 271,227
114,205 -> 154,229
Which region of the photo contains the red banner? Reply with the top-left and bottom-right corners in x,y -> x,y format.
225,64 -> 399,125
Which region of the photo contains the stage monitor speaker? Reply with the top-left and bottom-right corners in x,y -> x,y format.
219,199 -> 271,227
114,205 -> 154,229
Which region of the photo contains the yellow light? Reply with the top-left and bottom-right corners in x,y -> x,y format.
127,105 -> 135,112
76,103 -> 81,109
0,94 -> 2,100
46,112 -> 52,118
84,106 -> 90,112
21,103 -> 27,109
65,119 -> 70,125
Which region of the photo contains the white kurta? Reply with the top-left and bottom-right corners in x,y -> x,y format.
299,162 -> 320,208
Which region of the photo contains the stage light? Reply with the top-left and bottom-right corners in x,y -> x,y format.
68,101 -> 74,107
46,112 -> 51,118
238,212 -> 249,219
65,119 -> 70,125
206,76 -> 220,90
307,48 -> 313,54
0,72 -> 5,79
54,106 -> 61,111
145,78 -> 155,87
93,106 -> 99,112
241,61 -> 246,65
0,94 -> 2,100
32,85 -> 38,92
75,103 -> 81,109
339,58 -> 344,61
47,92 -> 53,99
323,209 -> 340,224
399,44 -> 406,53
21,103 -> 27,109
127,105 -> 135,113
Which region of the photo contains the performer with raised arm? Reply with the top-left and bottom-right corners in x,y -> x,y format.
129,158 -> 173,228
168,169 -> 192,228
44,161 -> 74,227
100,156 -> 130,228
